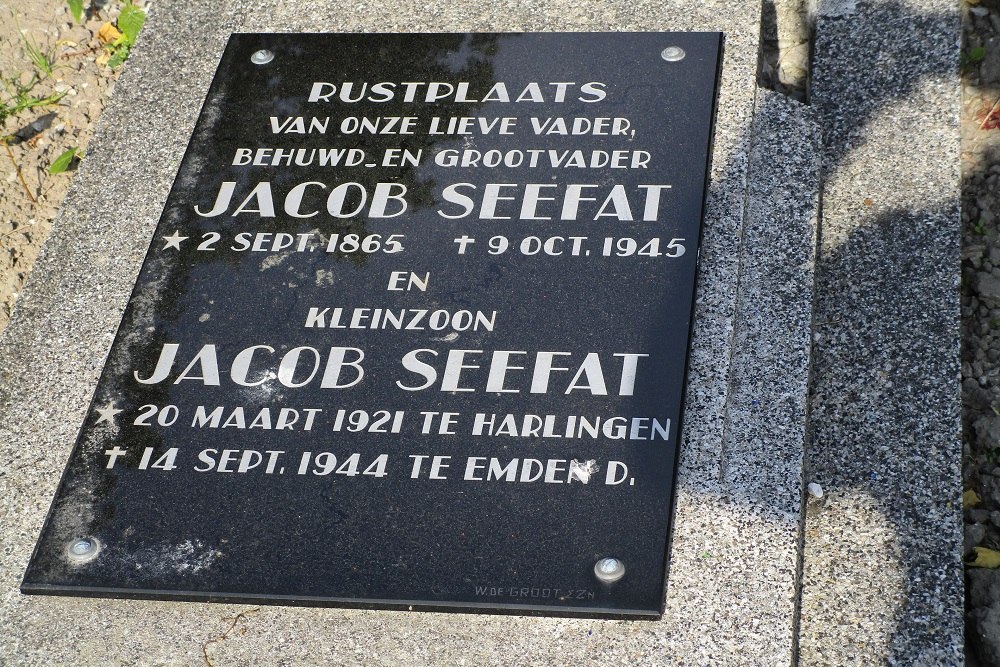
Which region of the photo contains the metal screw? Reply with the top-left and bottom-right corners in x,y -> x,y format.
251,49 -> 275,65
66,537 -> 100,564
661,46 -> 686,62
594,557 -> 626,584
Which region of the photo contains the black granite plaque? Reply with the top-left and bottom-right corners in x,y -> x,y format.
22,33 -> 721,617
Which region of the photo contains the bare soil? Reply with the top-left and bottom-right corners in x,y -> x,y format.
0,0 -> 131,332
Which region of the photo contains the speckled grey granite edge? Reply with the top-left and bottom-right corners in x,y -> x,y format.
798,0 -> 964,665
715,89 -> 819,664
0,1 -> 824,664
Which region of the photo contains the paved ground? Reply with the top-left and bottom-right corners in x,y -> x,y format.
0,0 -> 978,664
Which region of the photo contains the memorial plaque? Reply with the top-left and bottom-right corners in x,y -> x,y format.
22,33 -> 721,617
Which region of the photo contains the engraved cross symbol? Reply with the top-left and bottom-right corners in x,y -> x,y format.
103,446 -> 127,469
453,235 -> 476,254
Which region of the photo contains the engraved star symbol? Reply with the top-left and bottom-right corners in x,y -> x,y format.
94,402 -> 123,425
162,231 -> 189,250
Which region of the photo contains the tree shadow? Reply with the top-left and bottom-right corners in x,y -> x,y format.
793,0 -> 965,663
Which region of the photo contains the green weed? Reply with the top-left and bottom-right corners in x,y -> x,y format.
964,46 -> 988,75
0,75 -> 62,126
66,0 -> 85,24
105,2 -> 146,68
0,76 -> 64,202
48,147 -> 81,174
22,35 -> 56,77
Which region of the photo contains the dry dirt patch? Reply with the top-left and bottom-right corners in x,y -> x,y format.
0,0 -> 140,332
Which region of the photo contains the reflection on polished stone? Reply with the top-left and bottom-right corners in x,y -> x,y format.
22,32 -> 721,618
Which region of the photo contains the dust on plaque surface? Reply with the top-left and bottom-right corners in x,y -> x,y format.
22,32 -> 722,617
